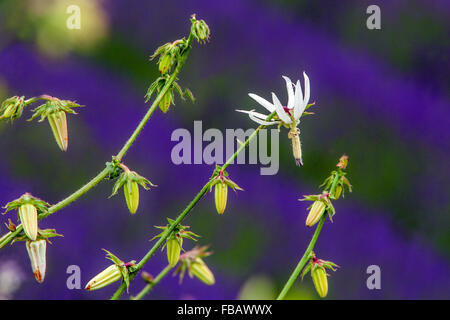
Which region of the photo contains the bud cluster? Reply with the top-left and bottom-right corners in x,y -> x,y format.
152,218 -> 200,267
0,96 -> 26,122
3,193 -> 62,283
0,94 -> 83,151
299,155 -> 352,226
320,155 -> 352,200
190,14 -> 210,43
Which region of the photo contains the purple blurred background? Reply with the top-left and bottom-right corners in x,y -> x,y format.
0,0 -> 449,299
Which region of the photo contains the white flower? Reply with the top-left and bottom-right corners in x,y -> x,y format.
237,72 -> 310,128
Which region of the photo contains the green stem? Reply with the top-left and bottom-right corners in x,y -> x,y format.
111,122 -> 270,300
276,169 -> 342,300
276,216 -> 325,300
0,32 -> 194,250
131,265 -> 173,300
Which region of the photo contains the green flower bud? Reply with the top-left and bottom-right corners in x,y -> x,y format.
110,166 -> 156,215
167,237 -> 183,267
26,240 -> 47,283
159,54 -> 173,74
19,203 -> 38,241
0,96 -> 25,122
159,92 -> 172,113
214,182 -> 228,215
190,258 -> 215,285
334,185 -> 342,199
85,264 -> 122,291
305,200 -> 326,227
311,266 -> 328,298
47,110 -> 68,151
191,15 -> 210,43
124,179 -> 140,214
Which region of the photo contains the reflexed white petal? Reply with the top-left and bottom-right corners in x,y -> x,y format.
236,109 -> 269,120
271,93 -> 291,124
248,93 -> 276,112
293,79 -> 303,120
236,109 -> 278,125
249,113 -> 279,125
303,72 -> 310,108
282,76 -> 295,110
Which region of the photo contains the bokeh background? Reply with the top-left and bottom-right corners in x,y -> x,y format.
0,0 -> 449,300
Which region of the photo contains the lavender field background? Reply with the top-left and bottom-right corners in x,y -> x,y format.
0,0 -> 449,299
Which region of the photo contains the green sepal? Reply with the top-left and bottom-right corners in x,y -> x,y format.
151,218 -> 200,247
2,193 -> 50,215
301,263 -> 312,281
103,249 -> 135,292
28,96 -> 82,122
11,228 -> 63,244
209,168 -> 244,192
109,169 -> 156,198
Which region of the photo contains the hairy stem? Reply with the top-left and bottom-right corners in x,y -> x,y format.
276,170 -> 342,300
132,264 -> 173,300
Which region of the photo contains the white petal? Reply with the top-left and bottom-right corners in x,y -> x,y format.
293,79 -> 303,120
249,113 -> 279,126
282,76 -> 295,109
303,71 -> 310,107
271,93 -> 291,124
236,109 -> 269,119
248,93 -> 275,112
236,110 -> 278,126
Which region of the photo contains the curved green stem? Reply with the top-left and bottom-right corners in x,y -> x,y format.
276,215 -> 325,300
132,264 -> 173,300
276,169 -> 342,300
111,122 -> 270,300
0,34 -> 193,250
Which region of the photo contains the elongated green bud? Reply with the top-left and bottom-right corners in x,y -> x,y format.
85,264 -> 122,291
159,92 -> 172,113
19,203 -> 38,241
214,182 -> 228,215
159,54 -> 172,74
311,266 -> 328,298
47,111 -> 68,151
2,104 -> 16,118
190,258 -> 215,285
26,240 -> 47,283
334,185 -> 342,199
167,237 -> 182,267
124,179 -> 139,214
305,200 -> 326,227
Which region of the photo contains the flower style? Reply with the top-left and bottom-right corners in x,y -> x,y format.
237,72 -> 312,166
